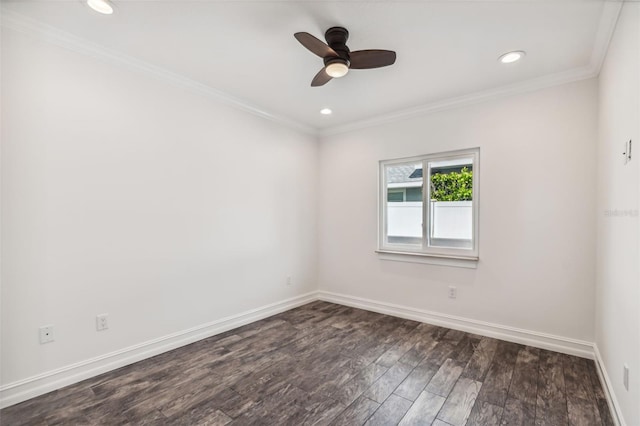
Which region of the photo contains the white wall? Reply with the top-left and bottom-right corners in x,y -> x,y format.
2,9 -> 634,421
595,3 -> 640,425
318,79 -> 598,343
1,29 -> 318,388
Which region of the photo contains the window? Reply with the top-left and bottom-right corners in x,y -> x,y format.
378,148 -> 479,259
387,189 -> 406,202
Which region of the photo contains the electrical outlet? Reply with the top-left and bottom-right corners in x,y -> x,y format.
623,364 -> 629,391
39,325 -> 54,344
448,286 -> 457,299
286,276 -> 292,286
96,314 -> 109,331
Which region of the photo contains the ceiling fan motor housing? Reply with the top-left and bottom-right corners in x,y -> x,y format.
324,27 -> 351,63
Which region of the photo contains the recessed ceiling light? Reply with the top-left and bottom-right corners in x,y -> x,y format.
499,51 -> 525,64
87,0 -> 114,15
320,108 -> 332,115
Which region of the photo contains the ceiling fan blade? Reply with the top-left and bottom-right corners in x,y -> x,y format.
311,68 -> 333,87
294,32 -> 339,58
349,50 -> 396,69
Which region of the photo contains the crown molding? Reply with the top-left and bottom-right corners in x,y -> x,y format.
589,1 -> 623,73
319,0 -> 622,137
319,65 -> 598,137
1,2 -> 623,139
0,9 -> 318,136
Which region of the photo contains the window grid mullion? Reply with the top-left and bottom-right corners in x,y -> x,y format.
422,159 -> 428,252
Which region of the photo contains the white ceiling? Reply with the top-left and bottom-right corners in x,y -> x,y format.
1,0 -> 620,132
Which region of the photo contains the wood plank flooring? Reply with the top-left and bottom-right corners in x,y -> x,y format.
0,301 -> 614,426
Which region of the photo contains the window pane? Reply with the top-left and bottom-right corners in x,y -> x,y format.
406,187 -> 422,202
385,163 -> 423,246
428,158 -> 473,249
387,190 -> 405,202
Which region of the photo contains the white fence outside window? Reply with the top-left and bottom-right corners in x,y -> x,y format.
387,201 -> 472,240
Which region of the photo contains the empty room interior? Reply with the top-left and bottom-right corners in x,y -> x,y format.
1,0 -> 639,425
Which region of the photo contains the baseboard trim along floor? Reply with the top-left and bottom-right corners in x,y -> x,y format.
593,344 -> 626,426
0,292 -> 317,409
317,290 -> 630,425
1,289 -> 625,426
1,300 -> 617,425
317,291 -> 594,359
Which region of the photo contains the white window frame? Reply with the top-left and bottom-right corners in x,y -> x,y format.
378,148 -> 479,260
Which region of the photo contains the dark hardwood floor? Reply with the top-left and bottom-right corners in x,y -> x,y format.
1,301 -> 613,426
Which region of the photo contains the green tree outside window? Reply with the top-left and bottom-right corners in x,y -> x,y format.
430,167 -> 473,201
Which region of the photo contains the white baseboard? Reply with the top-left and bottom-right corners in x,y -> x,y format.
593,344 -> 627,426
0,292 -> 317,409
317,290 -> 595,359
2,289 -> 616,418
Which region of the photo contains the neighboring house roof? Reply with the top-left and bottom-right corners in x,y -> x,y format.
387,164 -> 423,184
409,169 -> 423,179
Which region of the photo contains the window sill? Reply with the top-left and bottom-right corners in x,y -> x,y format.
375,250 -> 478,269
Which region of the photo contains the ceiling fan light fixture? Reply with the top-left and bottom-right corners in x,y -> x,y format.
499,50 -> 525,64
325,61 -> 349,78
294,28 -> 396,86
320,108 -> 332,115
87,0 -> 114,15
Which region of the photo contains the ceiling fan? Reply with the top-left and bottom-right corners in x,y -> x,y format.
294,27 -> 396,87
